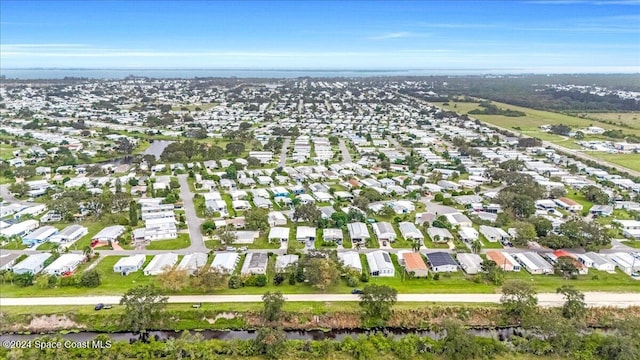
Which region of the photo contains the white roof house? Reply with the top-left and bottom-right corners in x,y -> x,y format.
372,222 -> 396,242
143,253 -> 178,276
366,250 -> 395,277
268,211 -> 287,226
323,228 -> 344,243
48,225 -> 88,244
113,255 -> 146,275
607,253 -> 640,274
234,231 -> 260,244
458,227 -> 479,242
479,225 -> 510,243
512,252 -> 553,275
296,226 -> 317,242
578,252 -> 616,272
456,253 -> 483,274
211,252 -> 240,273
13,253 -> 52,275
92,225 -> 125,243
44,254 -> 85,276
241,252 -> 269,275
22,225 -> 58,246
398,222 -> 424,240
268,227 -> 290,243
275,254 -> 299,272
338,251 -> 362,272
0,219 -> 39,238
177,253 -> 208,274
347,222 -> 370,243
427,227 -> 453,242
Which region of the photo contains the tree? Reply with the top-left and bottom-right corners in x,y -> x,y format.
530,216 -> 553,237
8,182 -> 29,197
359,284 -> 398,325
511,222 -> 537,247
411,239 -> 422,252
549,187 -> 567,199
481,260 -> 505,286
245,207 -> 269,231
470,240 -> 482,254
304,258 -> 339,291
14,272 -> 34,287
557,285 -> 586,319
330,212 -> 348,228
293,203 -> 321,224
247,156 -> 261,167
239,121 -> 252,130
119,285 -> 168,334
216,226 -> 237,245
79,269 -> 101,288
440,319 -> 481,360
48,197 -> 79,222
554,257 -> 579,279
262,291 -> 285,322
380,205 -> 395,218
500,280 -> 538,324
190,268 -> 226,291
115,138 -> 135,155
581,185 -> 610,205
157,267 -> 190,291
254,327 -> 286,359
129,200 -> 138,226
225,142 -> 245,156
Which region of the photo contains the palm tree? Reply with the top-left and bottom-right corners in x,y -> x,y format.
51,243 -> 60,256
471,240 -> 482,255
83,245 -> 93,260
411,239 -> 422,252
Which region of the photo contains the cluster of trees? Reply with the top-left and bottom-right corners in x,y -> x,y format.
581,185 -> 610,205
159,139 -> 247,162
468,101 -> 525,117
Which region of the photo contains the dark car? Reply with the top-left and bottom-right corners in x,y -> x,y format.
94,303 -> 104,311
351,289 -> 363,294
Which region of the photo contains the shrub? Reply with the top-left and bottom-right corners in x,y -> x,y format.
228,275 -> 244,289
360,272 -> 370,283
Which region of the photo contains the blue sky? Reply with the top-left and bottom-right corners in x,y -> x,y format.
1,0 -> 639,71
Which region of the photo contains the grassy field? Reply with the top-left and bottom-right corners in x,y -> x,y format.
584,152 -> 640,173
145,233 -> 191,250
0,143 -> 20,160
438,101 -> 640,137
577,112 -> 640,129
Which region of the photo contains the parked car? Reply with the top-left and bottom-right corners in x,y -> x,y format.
103,304 -> 112,309
94,303 -> 104,311
351,289 -> 363,294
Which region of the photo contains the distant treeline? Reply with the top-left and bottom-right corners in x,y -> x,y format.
407,74 -> 640,112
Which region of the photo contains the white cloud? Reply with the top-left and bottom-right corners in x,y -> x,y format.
368,32 -> 429,40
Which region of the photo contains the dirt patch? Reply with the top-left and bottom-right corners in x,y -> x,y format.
206,312 -> 237,324
23,315 -> 85,333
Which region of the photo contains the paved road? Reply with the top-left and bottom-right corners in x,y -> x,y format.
177,174 -> 206,253
0,184 -> 30,205
2,292 -> 639,308
338,138 -> 352,163
278,137 -> 291,168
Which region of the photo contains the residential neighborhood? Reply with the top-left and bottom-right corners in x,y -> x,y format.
0,77 -> 639,300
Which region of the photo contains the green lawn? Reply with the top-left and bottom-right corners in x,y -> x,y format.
0,240 -> 27,250
576,112 -> 640,130
480,235 -> 504,249
437,101 -> 640,137
622,240 -> 640,249
564,190 -> 594,214
145,233 -> 191,250
585,152 -> 640,173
